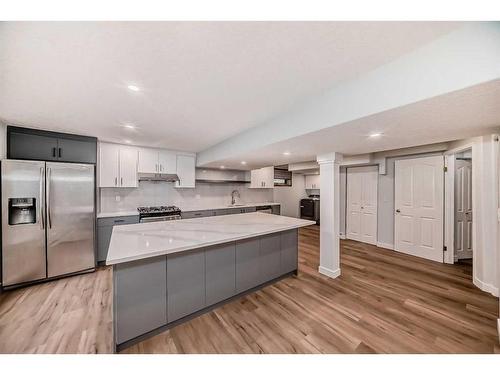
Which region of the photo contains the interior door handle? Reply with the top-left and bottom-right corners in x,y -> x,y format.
396,209 -> 401,213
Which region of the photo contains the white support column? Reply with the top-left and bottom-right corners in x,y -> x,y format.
317,152 -> 343,279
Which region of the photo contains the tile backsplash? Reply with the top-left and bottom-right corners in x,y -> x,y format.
99,181 -> 274,212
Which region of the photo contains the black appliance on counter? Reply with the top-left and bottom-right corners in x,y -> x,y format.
300,195 -> 320,225
138,205 -> 182,223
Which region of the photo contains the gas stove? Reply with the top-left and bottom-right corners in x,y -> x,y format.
137,205 -> 182,223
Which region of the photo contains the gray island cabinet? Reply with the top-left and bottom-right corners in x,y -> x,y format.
107,212 -> 313,351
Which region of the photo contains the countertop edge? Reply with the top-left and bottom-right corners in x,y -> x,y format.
105,220 -> 313,266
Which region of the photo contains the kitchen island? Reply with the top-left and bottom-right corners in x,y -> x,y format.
106,212 -> 314,351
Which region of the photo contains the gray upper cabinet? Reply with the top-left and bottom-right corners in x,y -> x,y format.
260,233 -> 282,282
281,230 -> 298,274
56,138 -> 97,164
7,126 -> 97,164
8,131 -> 59,161
167,249 -> 206,322
114,256 -> 167,345
235,237 -> 261,293
205,243 -> 236,306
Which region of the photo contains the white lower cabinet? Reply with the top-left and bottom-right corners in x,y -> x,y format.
99,142 -> 138,188
250,166 -> 274,188
305,174 -> 320,189
175,154 -> 196,188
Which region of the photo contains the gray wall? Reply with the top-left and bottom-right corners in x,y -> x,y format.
340,152 -> 443,246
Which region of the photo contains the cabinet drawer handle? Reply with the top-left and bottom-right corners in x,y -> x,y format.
114,219 -> 125,223
194,213 -> 202,216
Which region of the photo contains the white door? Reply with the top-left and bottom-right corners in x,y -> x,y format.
159,150 -> 177,174
395,155 -> 444,262
119,146 -> 138,188
454,159 -> 473,259
137,147 -> 159,174
99,143 -> 120,187
346,166 -> 378,245
175,154 -> 196,188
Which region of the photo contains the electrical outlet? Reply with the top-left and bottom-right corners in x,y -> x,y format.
195,194 -> 201,200
115,195 -> 121,202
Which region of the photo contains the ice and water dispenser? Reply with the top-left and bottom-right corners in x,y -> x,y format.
8,198 -> 37,225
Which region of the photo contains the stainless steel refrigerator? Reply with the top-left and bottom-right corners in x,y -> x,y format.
2,159 -> 95,287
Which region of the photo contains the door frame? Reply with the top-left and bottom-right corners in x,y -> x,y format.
444,143 -> 475,265
345,165 -> 379,245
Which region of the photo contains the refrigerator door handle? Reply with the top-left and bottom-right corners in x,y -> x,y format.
47,167 -> 52,229
39,167 -> 45,230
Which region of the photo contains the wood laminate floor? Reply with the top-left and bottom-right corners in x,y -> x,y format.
0,225 -> 498,353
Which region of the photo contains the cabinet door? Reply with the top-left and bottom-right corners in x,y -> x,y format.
235,237 -> 261,293
159,150 -> 177,174
97,216 -> 139,263
119,146 -> 138,187
9,131 -> 58,161
281,230 -> 298,274
260,233 -> 281,282
99,143 -> 120,187
167,249 -> 206,322
57,138 -> 97,164
137,148 -> 159,174
175,154 -> 196,188
249,168 -> 262,188
261,166 -> 275,188
205,243 -> 236,306
114,256 -> 167,345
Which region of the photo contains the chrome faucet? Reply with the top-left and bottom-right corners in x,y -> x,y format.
231,190 -> 240,205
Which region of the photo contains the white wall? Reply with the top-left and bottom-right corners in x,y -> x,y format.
0,121 -> 6,159
272,173 -> 308,218
100,182 -> 274,213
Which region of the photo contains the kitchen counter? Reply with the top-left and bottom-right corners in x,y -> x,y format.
96,202 -> 280,219
106,211 -> 312,265
110,211 -> 314,351
178,202 -> 280,212
97,210 -> 138,219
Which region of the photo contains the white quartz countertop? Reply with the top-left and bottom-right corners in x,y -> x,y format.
97,202 -> 281,218
106,212 -> 314,265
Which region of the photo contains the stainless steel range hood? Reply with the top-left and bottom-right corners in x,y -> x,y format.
138,173 -> 180,182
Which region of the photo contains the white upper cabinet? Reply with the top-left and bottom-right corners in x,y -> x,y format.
138,148 -> 177,174
119,146 -> 139,188
159,150 -> 177,174
305,174 -> 320,189
175,154 -> 196,188
137,147 -> 159,174
250,166 -> 274,188
99,142 -> 138,188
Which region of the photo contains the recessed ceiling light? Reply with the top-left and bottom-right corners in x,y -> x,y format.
241,161 -> 247,165
127,85 -> 140,92
220,165 -> 225,169
122,123 -> 136,130
369,132 -> 382,138
283,152 -> 291,156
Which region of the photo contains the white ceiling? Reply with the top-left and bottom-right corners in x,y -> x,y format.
203,79 -> 500,169
0,21 -> 461,151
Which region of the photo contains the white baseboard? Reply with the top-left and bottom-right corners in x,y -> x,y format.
318,266 -> 341,279
339,234 -> 346,240
473,277 -> 499,297
376,241 -> 394,250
